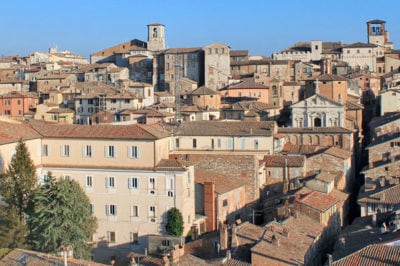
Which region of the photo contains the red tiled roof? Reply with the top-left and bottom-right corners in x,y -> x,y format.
263,155 -> 305,167
195,169 -> 244,194
333,244 -> 400,266
225,77 -> 268,90
324,146 -> 352,159
0,121 -> 41,145
358,184 -> 400,205
154,159 -> 191,171
28,121 -> 170,140
295,187 -> 339,212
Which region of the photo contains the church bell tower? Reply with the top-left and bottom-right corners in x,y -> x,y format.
147,23 -> 165,52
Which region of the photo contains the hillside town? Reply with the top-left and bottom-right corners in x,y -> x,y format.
1,19 -> 400,266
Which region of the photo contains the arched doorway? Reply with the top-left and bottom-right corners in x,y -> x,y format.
314,117 -> 322,127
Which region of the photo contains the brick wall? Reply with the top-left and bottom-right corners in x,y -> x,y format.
174,154 -> 259,203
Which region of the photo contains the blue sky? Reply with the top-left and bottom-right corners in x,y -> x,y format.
1,1 -> 399,59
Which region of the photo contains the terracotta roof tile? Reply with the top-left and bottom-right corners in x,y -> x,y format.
195,169 -> 244,194
0,121 -> 41,144
28,121 -> 170,140
278,127 -> 353,134
226,77 -> 268,90
154,159 -> 191,171
295,187 -> 339,212
358,184 -> 400,205
175,120 -> 275,137
333,244 -> 400,266
263,155 -> 305,167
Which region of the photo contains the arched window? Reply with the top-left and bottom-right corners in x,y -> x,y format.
314,117 -> 322,127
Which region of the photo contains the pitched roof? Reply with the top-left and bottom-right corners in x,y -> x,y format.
190,86 -> 218,95
174,120 -> 275,137
163,47 -> 202,54
224,101 -> 277,111
278,127 -> 353,134
230,50 -> 249,57
324,146 -> 352,159
342,42 -> 377,49
225,77 -> 268,90
316,73 -> 348,82
195,169 -> 244,194
28,121 -> 170,140
250,215 -> 324,265
263,155 -> 305,167
358,184 -> 400,205
346,100 -> 364,110
369,112 -> 400,129
154,159 -> 191,171
295,187 -> 339,212
0,121 -> 42,145
281,143 -> 322,155
0,248 -> 107,266
333,244 -> 400,266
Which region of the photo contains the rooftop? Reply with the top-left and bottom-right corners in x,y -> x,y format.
195,169 -> 245,194
333,244 -> 400,266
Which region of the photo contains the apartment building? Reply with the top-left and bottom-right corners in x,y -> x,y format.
0,120 -> 195,264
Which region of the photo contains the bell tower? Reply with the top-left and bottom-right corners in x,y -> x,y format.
367,19 -> 389,47
147,23 -> 165,52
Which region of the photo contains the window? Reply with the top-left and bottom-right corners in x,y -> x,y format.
128,146 -> 140,158
61,145 -> 71,157
106,176 -> 115,188
132,205 -> 138,217
88,107 -> 94,113
168,191 -> 174,197
86,175 -> 93,187
110,99 -> 117,104
149,206 -> 156,217
192,139 -> 197,148
50,114 -> 57,121
130,232 -> 139,244
390,142 -> 400,148
105,145 -> 116,158
240,138 -> 245,149
90,203 -> 94,214
42,144 -> 49,157
106,204 -> 117,216
223,199 -> 228,207
227,138 -> 233,149
217,139 -> 221,148
18,110 -> 23,115
107,231 -> 116,243
88,99 -> 94,105
83,145 -> 92,157
124,99 -> 130,104
4,110 -> 11,115
254,140 -> 259,150
162,239 -> 171,247
5,100 -> 10,105
208,48 -> 212,54
149,178 -> 156,189
128,177 -> 139,189
17,100 -> 21,105
211,139 -> 215,149
175,138 -> 180,148
214,48 -> 218,54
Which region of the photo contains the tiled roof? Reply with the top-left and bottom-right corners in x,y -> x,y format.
316,73 -> 348,82
366,132 -> 400,149
333,244 -> 400,266
0,248 -> 107,266
224,101 -> 277,111
263,155 -> 305,167
174,120 -> 275,137
0,121 -> 41,145
295,187 -> 339,212
195,169 -> 244,194
250,214 -> 324,265
342,42 -> 377,49
190,86 -> 218,95
346,100 -> 364,110
281,143 -> 322,155
358,184 -> 400,205
332,212 -> 400,260
324,146 -> 352,159
46,108 -> 75,114
28,121 -> 170,140
369,112 -> 400,129
230,59 -> 293,66
164,47 -> 202,54
0,91 -> 38,98
225,77 -> 268,90
155,91 -> 174,97
230,50 -> 248,57
154,159 -> 191,171
278,127 -> 353,134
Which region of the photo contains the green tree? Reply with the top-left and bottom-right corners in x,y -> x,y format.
165,207 -> 184,236
0,206 -> 28,249
0,139 -> 37,221
27,173 -> 97,259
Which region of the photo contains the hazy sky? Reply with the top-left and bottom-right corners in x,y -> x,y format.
1,0 -> 399,59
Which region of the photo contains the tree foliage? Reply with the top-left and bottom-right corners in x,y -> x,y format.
0,139 -> 37,221
165,207 -> 184,236
27,173 -> 97,259
0,206 -> 29,249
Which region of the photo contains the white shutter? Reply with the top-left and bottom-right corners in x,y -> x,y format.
128,146 -> 132,158
137,146 -> 141,158
60,145 -> 63,156
82,145 -> 86,157
106,204 -> 109,215
105,176 -> 109,188
114,146 -> 117,158
104,146 -> 108,158
128,178 -> 132,189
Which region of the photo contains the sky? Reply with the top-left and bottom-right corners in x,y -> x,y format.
1,0 -> 400,60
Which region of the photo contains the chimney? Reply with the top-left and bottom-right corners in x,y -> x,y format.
372,213 -> 377,227
204,182 -> 216,232
327,254 -> 333,266
271,235 -> 280,246
282,227 -> 289,237
219,222 -> 228,250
